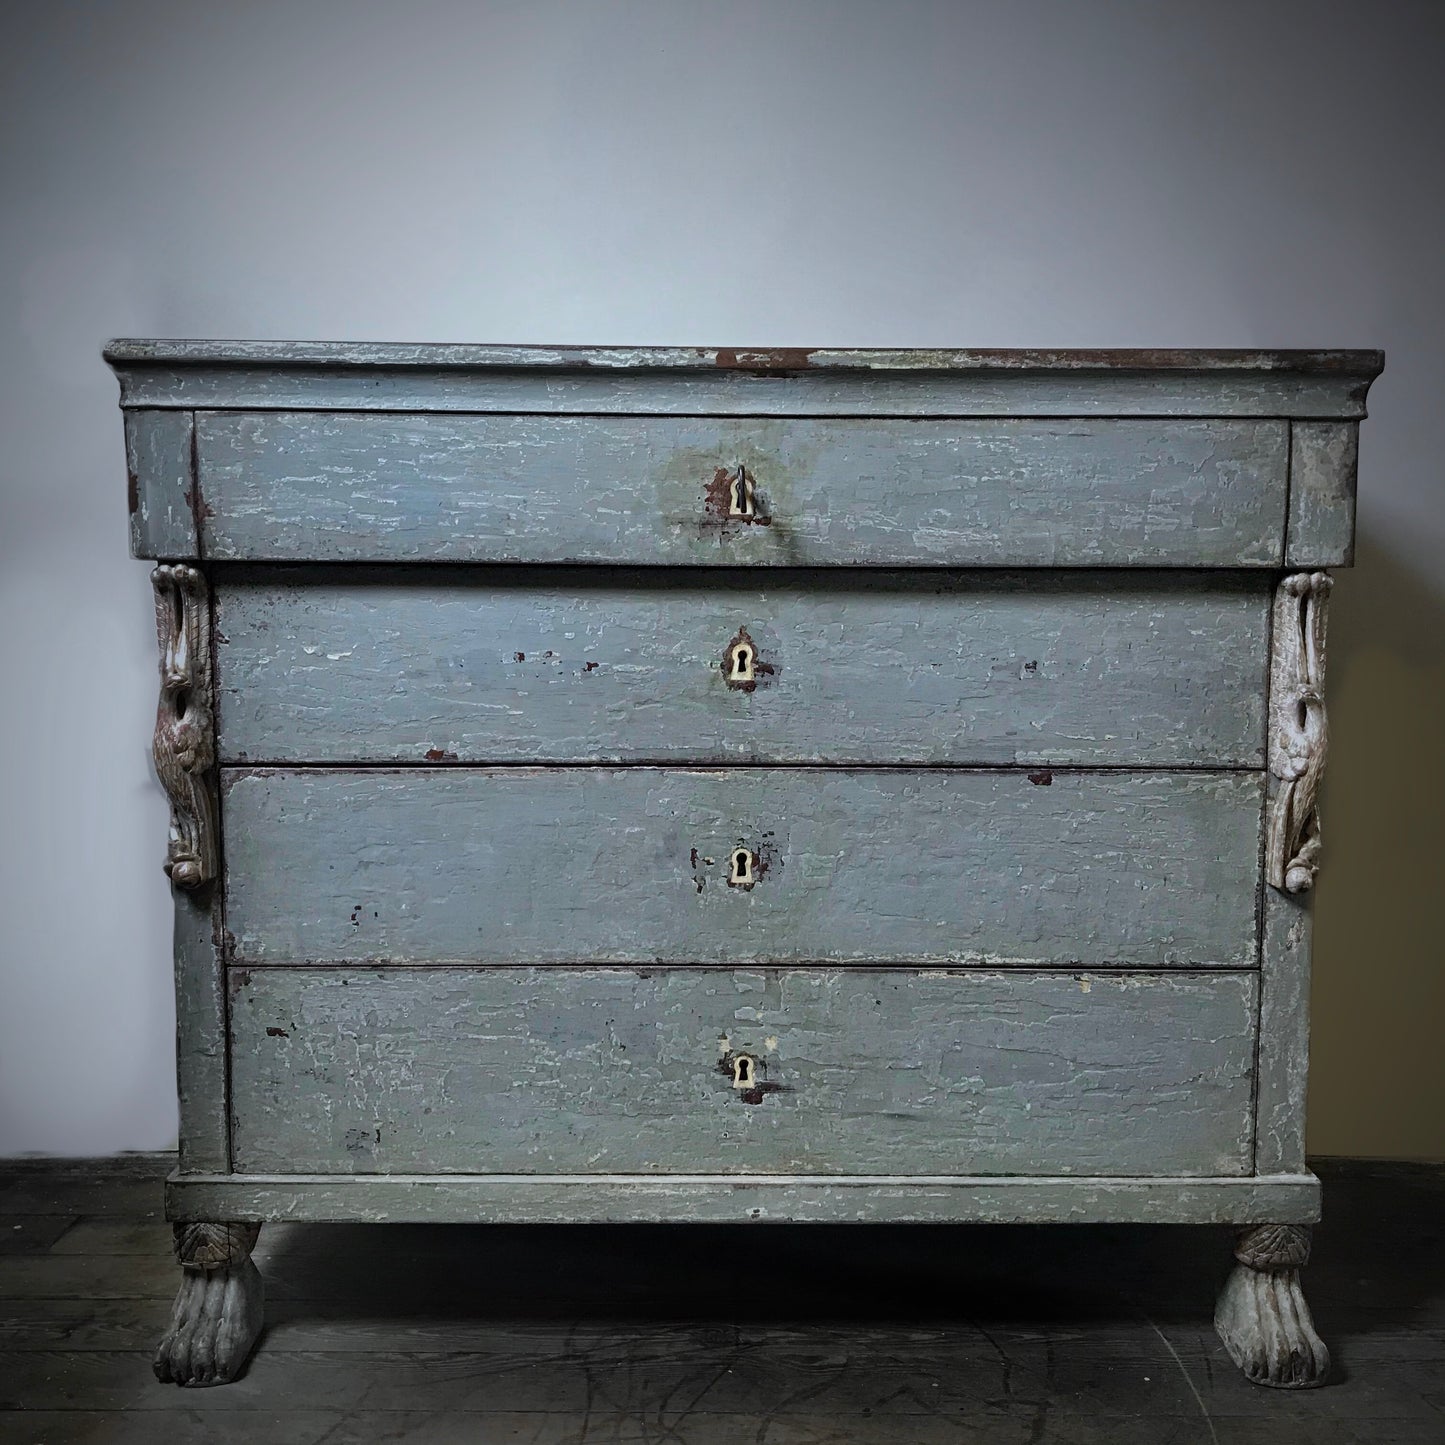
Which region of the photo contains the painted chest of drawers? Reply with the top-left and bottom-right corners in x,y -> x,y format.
109,341 -> 1382,1389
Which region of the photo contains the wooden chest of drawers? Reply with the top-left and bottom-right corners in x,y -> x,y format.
109,342 -> 1382,1390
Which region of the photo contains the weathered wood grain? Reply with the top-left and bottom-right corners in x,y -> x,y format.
164,1172 -> 1320,1226
0,1254 -> 177,1300
1256,876 -> 1315,1175
30,1408 -> 1416,1445
214,570 -> 1270,767
120,365 -> 1380,418
193,413 -> 1289,566
12,1388 -> 1443,1444
10,1407 -> 1442,1445
0,1299 -> 174,1351
47,1220 -> 173,1256
221,768 -> 1264,968
102,340 -> 1387,371
173,889 -> 228,1173
14,1335 -> 1414,1420
0,1178 -> 163,1221
227,967 -> 1257,1178
0,1411 -> 347,1443
1288,421 -> 1358,566
0,1216 -> 78,1255
105,340 -> 1385,419
124,409 -> 194,559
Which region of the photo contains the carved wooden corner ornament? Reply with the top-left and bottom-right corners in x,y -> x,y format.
152,564 -> 218,889
1267,572 -> 1331,894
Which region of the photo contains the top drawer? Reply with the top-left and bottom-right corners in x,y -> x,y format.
147,412 -> 1293,567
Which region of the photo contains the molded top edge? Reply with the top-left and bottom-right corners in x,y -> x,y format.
103,339 -> 1386,376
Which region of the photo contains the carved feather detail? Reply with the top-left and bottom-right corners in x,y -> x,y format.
173,1221 -> 260,1271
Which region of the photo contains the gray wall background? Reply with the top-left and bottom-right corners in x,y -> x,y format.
2,0 -> 1441,1158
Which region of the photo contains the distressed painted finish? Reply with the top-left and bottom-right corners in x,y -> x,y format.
157,560 -> 228,1174
222,768 -> 1265,969
1288,422 -> 1358,567
1254,853 -> 1315,1175
164,1172 -> 1323,1225
1256,576 -> 1331,1169
125,409 -> 194,560
108,341 -> 1381,1389
172,890 -> 228,1174
227,967 -> 1258,1178
193,413 -> 1291,567
105,341 -> 1385,422
214,570 -> 1271,767
102,340 -> 1386,371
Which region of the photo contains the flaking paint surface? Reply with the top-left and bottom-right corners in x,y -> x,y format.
194,413 -> 1289,566
214,570 -> 1270,767
228,967 -> 1258,1177
221,767 -> 1264,968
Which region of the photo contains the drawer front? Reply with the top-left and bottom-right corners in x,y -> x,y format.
195,412 -> 1288,566
228,967 -> 1258,1176
222,768 -> 1263,968
216,571 -> 1269,767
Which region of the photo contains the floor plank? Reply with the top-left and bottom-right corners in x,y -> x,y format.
45,1221 -> 170,1258
0,1158 -> 1440,1442
0,1298 -> 174,1352
0,1178 -> 163,1221
0,1343 -> 1438,1420
16,1408 -> 1432,1445
0,1220 -> 78,1257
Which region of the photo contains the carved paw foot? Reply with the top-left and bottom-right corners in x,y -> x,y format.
1215,1225 -> 1329,1389
154,1255 -> 264,1386
154,1223 -> 264,1387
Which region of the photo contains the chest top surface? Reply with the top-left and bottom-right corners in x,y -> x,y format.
108,343 -> 1381,569
104,340 -> 1383,410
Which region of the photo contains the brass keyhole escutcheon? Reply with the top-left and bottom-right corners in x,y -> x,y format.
721,625 -> 768,692
727,847 -> 756,888
732,1053 -> 757,1089
727,466 -> 755,518
727,639 -> 756,684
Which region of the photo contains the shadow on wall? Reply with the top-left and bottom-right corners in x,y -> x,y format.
1309,531 -> 1445,1160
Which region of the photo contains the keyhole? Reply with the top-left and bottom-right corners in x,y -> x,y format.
732,1054 -> 756,1089
728,466 -> 755,518
728,641 -> 756,683
728,847 -> 756,887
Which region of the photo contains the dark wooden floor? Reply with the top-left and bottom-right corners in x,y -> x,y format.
0,1158 -> 1441,1443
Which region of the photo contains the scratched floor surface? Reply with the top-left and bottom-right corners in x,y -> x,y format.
0,1158 -> 1441,1444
